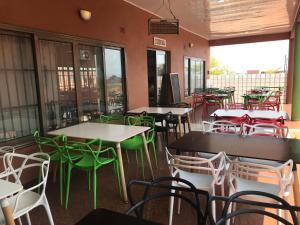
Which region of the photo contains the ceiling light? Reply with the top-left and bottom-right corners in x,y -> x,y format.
217,0 -> 224,3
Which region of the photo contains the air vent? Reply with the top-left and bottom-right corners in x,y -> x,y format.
148,18 -> 179,35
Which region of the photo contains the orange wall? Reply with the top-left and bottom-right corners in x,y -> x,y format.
0,0 -> 209,108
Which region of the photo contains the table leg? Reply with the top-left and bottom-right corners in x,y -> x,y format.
186,113 -> 192,132
115,143 -> 128,202
1,198 -> 16,225
141,132 -> 154,179
293,165 -> 300,221
178,116 -> 183,137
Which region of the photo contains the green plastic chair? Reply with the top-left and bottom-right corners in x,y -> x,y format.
64,139 -> 121,209
33,131 -> 67,205
121,116 -> 156,178
98,114 -> 127,124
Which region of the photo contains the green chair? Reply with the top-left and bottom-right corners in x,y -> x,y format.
121,116 -> 156,178
98,114 -> 127,124
64,139 -> 121,209
33,131 -> 67,205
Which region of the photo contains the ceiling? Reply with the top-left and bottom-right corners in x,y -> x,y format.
124,0 -> 300,40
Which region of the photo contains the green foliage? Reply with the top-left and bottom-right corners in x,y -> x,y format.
210,57 -> 235,76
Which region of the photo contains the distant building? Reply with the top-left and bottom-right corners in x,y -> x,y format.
246,70 -> 260,75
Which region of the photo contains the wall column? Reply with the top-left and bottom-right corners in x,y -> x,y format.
292,23 -> 300,120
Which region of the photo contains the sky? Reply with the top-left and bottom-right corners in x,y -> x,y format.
210,40 -> 289,73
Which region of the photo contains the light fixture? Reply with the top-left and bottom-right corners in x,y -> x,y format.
188,43 -> 194,48
79,9 -> 92,21
216,0 -> 224,3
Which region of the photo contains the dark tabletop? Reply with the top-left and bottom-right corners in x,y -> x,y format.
74,208 -> 163,225
169,131 -> 300,164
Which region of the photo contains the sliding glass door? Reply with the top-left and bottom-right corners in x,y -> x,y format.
104,47 -> 126,113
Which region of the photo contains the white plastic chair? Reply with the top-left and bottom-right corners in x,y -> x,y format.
200,121 -> 240,159
202,120 -> 240,134
242,123 -> 289,138
227,159 -> 294,223
240,123 -> 289,167
0,152 -> 54,225
0,146 -> 15,176
165,147 -> 226,224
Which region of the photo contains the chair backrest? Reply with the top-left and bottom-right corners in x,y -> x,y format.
33,130 -> 65,153
213,191 -> 298,225
126,176 -> 210,225
0,146 -> 15,175
228,159 -> 294,197
202,121 -> 239,134
165,147 -> 226,185
242,123 -> 288,138
3,152 -> 50,215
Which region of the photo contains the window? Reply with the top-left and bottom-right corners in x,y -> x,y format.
39,40 -> 78,131
0,32 -> 39,142
184,57 -> 205,96
79,45 -> 105,121
104,48 -> 126,113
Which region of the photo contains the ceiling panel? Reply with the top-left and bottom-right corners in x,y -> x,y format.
124,0 -> 300,40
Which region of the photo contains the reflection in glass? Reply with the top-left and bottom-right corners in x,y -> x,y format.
156,51 -> 166,104
40,40 -> 78,131
104,48 -> 125,113
184,58 -> 205,95
79,45 -> 105,121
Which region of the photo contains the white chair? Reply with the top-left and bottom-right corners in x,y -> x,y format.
0,152 -> 54,225
227,159 -> 294,223
202,120 -> 240,134
0,146 -> 15,175
240,123 -> 289,167
165,147 -> 226,224
242,123 -> 289,138
200,121 -> 239,159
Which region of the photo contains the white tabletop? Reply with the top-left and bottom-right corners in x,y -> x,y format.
0,180 -> 23,200
48,122 -> 150,143
211,109 -> 289,120
128,107 -> 192,116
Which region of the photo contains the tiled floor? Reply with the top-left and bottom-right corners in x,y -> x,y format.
26,105 -> 299,225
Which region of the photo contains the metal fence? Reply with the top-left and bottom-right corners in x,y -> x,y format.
206,72 -> 288,103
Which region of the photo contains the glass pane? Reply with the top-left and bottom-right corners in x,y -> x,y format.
156,51 -> 166,104
40,40 -> 78,131
184,58 -> 189,96
79,45 -> 105,121
104,48 -> 125,113
0,33 -> 39,142
190,60 -> 196,93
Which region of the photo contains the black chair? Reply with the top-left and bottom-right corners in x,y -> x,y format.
153,112 -> 176,145
168,102 -> 191,135
210,191 -> 299,225
126,177 -> 210,225
74,208 -> 163,225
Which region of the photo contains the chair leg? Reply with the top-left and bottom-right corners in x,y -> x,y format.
169,190 -> 175,225
125,149 -> 130,163
17,217 -> 23,225
151,141 -> 158,168
139,148 -> 145,179
113,161 -> 122,197
177,190 -> 182,214
59,162 -> 64,205
26,213 -> 32,225
65,165 -> 72,209
93,168 -> 97,209
43,196 -> 55,225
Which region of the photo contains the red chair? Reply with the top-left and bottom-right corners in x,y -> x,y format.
213,114 -> 251,126
225,103 -> 245,110
202,95 -> 223,118
261,91 -> 281,111
191,92 -> 204,109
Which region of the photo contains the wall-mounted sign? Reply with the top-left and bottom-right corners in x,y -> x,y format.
153,37 -> 167,47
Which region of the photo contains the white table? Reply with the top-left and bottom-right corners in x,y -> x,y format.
48,122 -> 153,202
211,109 -> 289,120
0,179 -> 23,225
127,107 -> 193,136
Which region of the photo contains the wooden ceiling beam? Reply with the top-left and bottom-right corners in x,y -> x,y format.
209,32 -> 291,46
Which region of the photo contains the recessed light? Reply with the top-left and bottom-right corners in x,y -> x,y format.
217,0 -> 224,3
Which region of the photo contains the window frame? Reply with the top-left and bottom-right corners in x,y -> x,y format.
0,24 -> 128,147
184,56 -> 206,97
